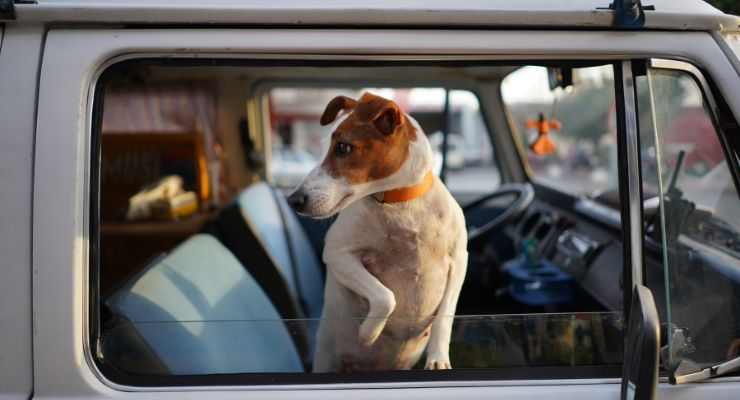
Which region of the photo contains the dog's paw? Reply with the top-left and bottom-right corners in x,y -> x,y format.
359,317 -> 387,346
358,290 -> 396,346
424,356 -> 452,370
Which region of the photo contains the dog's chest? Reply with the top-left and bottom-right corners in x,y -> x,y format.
365,195 -> 449,257
354,192 -> 455,316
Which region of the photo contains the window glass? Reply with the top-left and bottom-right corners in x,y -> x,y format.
100,313 -> 623,375
94,62 -> 623,384
502,65 -> 618,197
637,67 -> 740,369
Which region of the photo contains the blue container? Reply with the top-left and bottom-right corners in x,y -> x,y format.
508,258 -> 574,306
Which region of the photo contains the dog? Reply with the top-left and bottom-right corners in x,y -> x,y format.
288,92 -> 467,372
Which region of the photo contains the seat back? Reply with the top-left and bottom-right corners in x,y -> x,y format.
272,186 -> 325,320
234,182 -> 325,363
236,182 -> 300,297
105,234 -> 303,374
236,182 -> 324,319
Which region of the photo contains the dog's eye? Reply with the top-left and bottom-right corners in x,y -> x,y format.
334,142 -> 353,157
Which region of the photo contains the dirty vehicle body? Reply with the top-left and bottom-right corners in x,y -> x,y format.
1,0 -> 739,399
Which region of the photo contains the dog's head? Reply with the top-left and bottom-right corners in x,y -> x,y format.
288,92 -> 432,218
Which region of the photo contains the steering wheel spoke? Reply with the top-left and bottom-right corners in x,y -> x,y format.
464,183 -> 534,249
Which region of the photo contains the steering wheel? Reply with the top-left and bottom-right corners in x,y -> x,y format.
464,183 -> 534,249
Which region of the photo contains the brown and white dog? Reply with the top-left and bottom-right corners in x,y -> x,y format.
288,92 -> 467,372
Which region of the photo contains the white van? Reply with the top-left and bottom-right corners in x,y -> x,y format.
1,0 -> 739,399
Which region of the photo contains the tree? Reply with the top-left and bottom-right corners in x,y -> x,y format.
704,0 -> 739,16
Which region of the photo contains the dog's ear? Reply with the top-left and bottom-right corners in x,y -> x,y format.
320,96 -> 358,126
373,106 -> 401,136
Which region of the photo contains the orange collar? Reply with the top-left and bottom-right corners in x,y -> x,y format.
378,170 -> 435,203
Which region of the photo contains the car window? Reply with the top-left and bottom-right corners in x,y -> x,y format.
267,87 -> 500,197
637,66 -> 740,369
92,61 -> 625,386
502,65 -> 618,197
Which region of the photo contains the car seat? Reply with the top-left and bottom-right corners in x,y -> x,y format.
200,181 -> 325,363
104,234 -> 304,374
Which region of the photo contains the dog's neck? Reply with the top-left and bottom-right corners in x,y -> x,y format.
371,169 -> 434,203
365,115 -> 435,203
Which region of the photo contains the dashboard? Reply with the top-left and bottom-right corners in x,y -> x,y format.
501,188 -> 626,312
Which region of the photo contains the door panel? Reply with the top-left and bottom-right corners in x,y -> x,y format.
0,24 -> 43,400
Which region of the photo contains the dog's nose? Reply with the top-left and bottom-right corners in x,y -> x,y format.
287,191 -> 307,209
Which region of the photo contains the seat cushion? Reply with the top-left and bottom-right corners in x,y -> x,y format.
106,234 -> 303,374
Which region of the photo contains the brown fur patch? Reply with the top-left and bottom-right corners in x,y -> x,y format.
320,95 -> 358,126
320,93 -> 418,184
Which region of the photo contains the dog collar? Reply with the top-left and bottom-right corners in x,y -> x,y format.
374,170 -> 435,203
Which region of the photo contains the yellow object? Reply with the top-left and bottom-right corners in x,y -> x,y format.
169,191 -> 199,219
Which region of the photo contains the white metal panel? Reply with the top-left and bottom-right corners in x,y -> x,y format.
0,23 -> 43,400
33,27 -> 740,399
13,0 -> 740,32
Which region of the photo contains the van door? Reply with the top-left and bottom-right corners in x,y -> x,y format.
32,27 -> 740,400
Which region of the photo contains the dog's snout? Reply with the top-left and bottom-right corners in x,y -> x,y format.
287,191 -> 308,210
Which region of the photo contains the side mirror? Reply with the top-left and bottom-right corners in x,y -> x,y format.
621,285 -> 660,400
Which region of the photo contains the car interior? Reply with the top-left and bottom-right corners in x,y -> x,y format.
92,60 -> 739,384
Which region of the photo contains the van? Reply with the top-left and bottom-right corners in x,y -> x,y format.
1,0 -> 739,398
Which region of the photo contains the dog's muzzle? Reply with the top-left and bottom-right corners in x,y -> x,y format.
287,190 -> 308,212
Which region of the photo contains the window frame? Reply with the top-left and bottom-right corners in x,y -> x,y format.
88,58 -> 628,388
636,58 -> 740,371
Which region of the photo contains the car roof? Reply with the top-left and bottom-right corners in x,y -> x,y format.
13,0 -> 740,32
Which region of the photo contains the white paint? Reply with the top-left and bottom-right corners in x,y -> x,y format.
0,24 -> 43,400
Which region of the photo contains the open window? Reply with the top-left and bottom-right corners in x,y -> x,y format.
92,60 -> 635,386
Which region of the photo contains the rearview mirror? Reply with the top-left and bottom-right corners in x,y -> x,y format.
621,285 -> 660,400
547,68 -> 578,91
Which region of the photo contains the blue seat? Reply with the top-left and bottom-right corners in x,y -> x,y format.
236,183 -> 301,301
236,182 -> 325,357
236,182 -> 325,319
105,234 -> 304,374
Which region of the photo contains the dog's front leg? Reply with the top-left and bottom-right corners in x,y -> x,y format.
425,248 -> 468,369
324,248 -> 396,346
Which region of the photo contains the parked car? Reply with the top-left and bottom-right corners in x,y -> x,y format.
1,0 -> 739,399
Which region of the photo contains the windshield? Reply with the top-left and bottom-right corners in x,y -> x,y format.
502,65 -> 618,197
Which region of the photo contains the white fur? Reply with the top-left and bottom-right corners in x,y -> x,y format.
293,109 -> 468,372
295,115 -> 435,219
